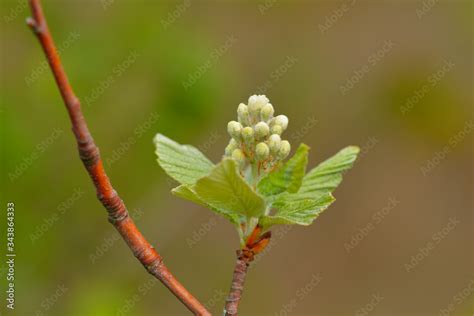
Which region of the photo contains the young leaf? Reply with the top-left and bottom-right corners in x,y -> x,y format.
257,143 -> 309,196
172,184 -> 241,224
298,146 -> 359,198
172,184 -> 207,207
154,134 -> 214,185
194,159 -> 266,218
259,192 -> 335,228
259,146 -> 359,229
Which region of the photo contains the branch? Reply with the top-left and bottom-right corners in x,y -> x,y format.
224,227 -> 271,315
26,1 -> 210,315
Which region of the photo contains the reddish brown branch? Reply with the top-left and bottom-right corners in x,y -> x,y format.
26,1 -> 209,315
224,250 -> 251,316
224,228 -> 271,315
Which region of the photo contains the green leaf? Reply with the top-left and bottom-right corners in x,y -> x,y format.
172,184 -> 241,224
154,134 -> 214,185
260,192 -> 335,228
194,159 -> 266,218
298,146 -> 359,198
259,145 -> 359,228
257,143 -> 309,196
171,184 -> 207,207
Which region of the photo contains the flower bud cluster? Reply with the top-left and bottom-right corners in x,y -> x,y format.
225,95 -> 291,173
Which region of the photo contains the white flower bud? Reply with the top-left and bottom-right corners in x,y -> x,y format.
247,95 -> 260,115
227,121 -> 242,139
254,122 -> 270,139
225,145 -> 233,156
260,103 -> 274,121
274,115 -> 289,130
225,139 -> 239,156
270,124 -> 283,135
231,148 -> 246,165
248,95 -> 269,116
255,142 -> 270,160
258,95 -> 270,105
241,126 -> 254,142
278,140 -> 291,159
237,103 -> 248,115
237,103 -> 250,126
268,134 -> 281,153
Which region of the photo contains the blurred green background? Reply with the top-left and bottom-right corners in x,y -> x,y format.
0,0 -> 473,315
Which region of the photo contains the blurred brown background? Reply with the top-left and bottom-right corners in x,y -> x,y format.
0,0 -> 472,315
